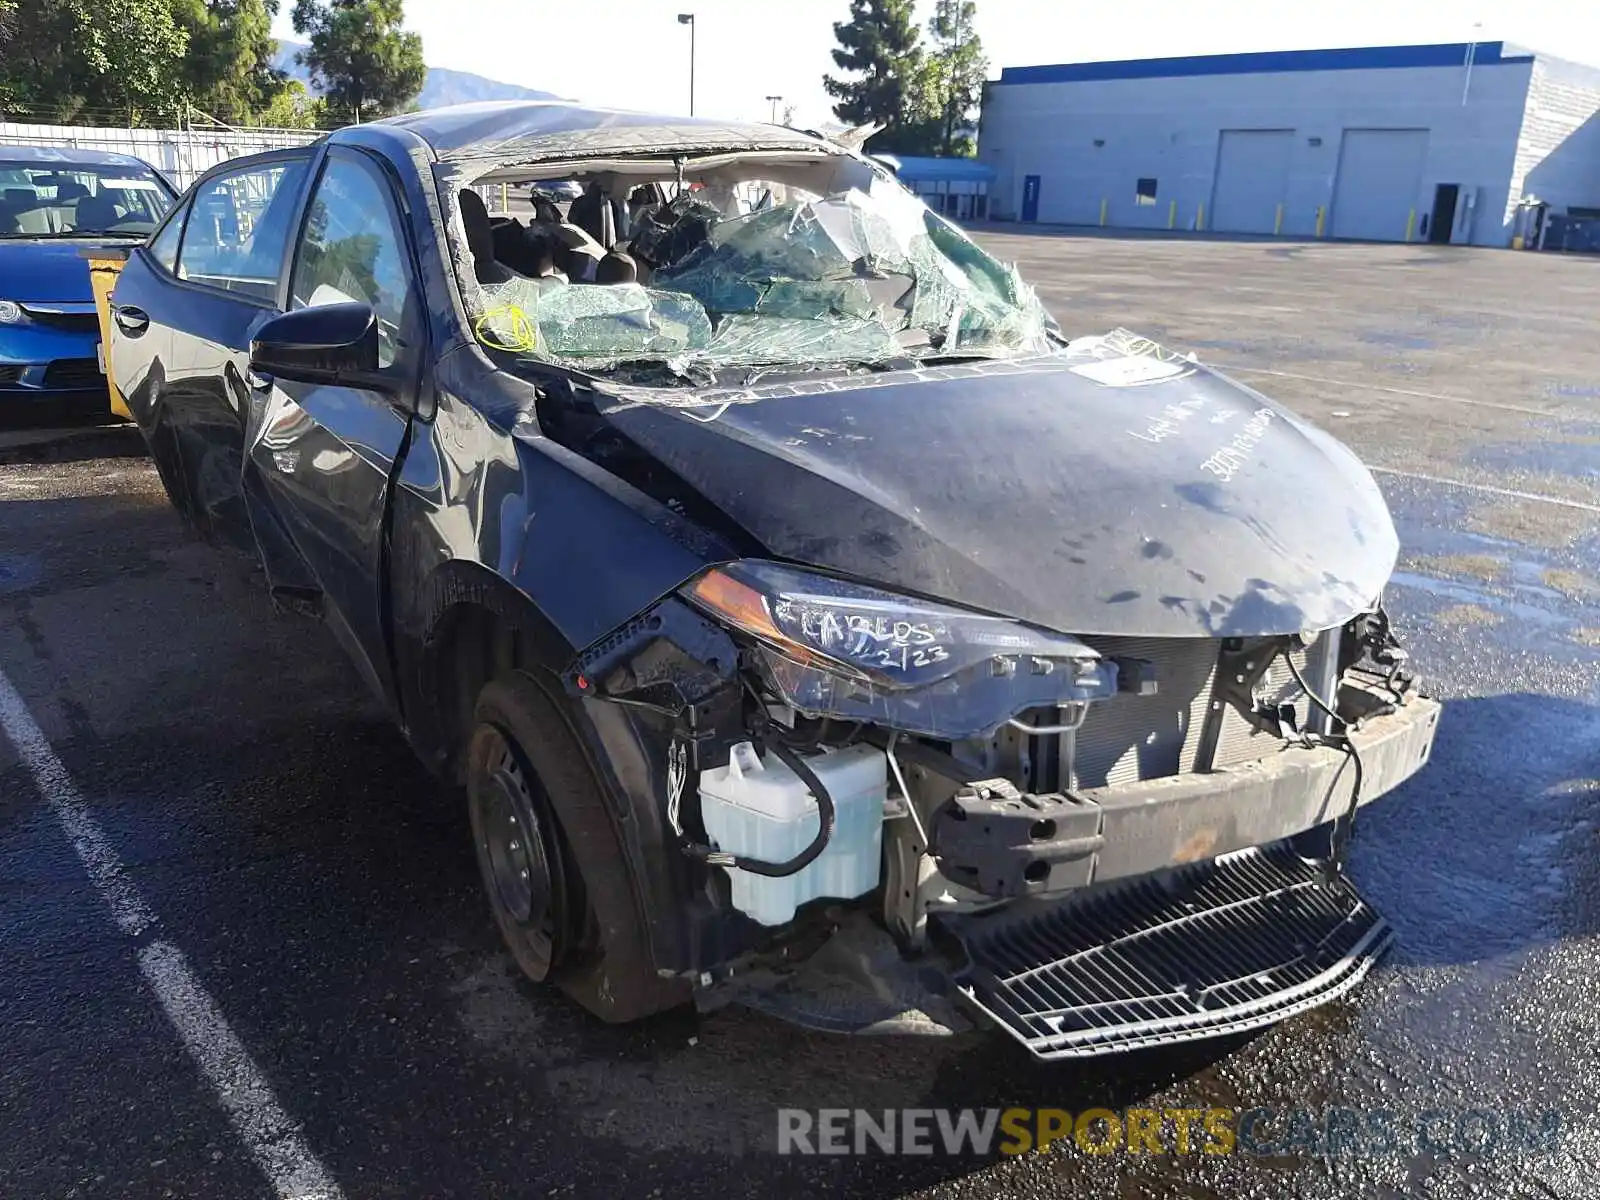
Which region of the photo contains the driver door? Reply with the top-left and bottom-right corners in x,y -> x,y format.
242,146 -> 425,709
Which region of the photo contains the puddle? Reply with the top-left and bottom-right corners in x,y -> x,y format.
1387,571 -> 1569,626
1548,382 -> 1600,399
1467,440 -> 1600,481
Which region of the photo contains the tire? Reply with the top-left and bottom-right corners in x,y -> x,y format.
465,670 -> 689,1023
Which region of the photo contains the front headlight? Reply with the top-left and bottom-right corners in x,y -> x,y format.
0,301 -> 26,325
684,560 -> 1119,739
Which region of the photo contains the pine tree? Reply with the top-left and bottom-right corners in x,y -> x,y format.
822,0 -> 926,151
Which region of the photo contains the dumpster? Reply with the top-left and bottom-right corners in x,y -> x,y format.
81,247 -> 133,421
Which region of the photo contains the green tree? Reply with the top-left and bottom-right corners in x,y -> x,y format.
174,0 -> 301,124
823,0 -> 928,153
76,0 -> 191,123
291,0 -> 425,122
0,0 -> 190,123
256,78 -> 324,128
925,0 -> 986,156
86,0 -> 191,121
0,1 -> 16,110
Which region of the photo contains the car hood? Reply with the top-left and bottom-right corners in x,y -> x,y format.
599,348 -> 1399,639
0,238 -> 110,302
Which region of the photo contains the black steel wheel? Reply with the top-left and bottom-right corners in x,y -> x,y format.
464,670 -> 689,1022
467,722 -> 573,982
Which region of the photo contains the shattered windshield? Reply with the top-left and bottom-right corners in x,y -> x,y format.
456,164 -> 1058,384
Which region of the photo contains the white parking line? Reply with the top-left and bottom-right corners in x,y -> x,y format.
1214,364 -> 1569,419
0,668 -> 344,1200
1366,466 -> 1600,514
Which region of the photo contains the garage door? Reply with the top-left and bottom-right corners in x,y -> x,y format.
1210,130 -> 1294,234
1331,129 -> 1429,241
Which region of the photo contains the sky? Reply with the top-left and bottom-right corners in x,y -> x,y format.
272,0 -> 1600,128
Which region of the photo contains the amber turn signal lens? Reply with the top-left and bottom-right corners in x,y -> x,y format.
686,567 -> 853,674
688,568 -> 784,643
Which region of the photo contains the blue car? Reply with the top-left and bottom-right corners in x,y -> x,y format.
1,146 -> 177,421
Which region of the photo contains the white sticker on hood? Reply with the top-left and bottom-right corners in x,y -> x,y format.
1070,356 -> 1188,387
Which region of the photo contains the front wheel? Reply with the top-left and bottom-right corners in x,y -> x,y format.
464,671 -> 688,1023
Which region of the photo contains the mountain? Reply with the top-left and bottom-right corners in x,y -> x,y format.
273,40 -> 566,109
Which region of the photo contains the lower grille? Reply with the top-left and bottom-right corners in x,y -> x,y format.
41,358 -> 102,390
0,365 -> 22,387
951,843 -> 1391,1057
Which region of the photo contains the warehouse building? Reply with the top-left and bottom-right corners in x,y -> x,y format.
978,41 -> 1600,246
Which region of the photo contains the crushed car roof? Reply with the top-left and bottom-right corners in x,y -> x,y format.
373,101 -> 828,163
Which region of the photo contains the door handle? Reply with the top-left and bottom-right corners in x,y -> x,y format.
113,305 -> 149,335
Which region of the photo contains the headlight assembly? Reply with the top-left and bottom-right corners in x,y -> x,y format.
684,560 -> 1120,739
0,301 -> 26,325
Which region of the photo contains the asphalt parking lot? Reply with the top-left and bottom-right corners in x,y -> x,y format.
2,230 -> 1598,1199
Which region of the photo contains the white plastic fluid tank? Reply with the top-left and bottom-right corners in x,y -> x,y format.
698,740 -> 887,927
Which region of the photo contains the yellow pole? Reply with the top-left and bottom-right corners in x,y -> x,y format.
1197,202 -> 1205,231
83,248 -> 132,421
1315,206 -> 1326,238
1099,197 -> 1108,227
1168,199 -> 1177,229
1274,203 -> 1284,236
1404,209 -> 1416,242
500,182 -> 508,213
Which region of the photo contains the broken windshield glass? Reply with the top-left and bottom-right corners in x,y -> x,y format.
460,167 -> 1057,381
477,278 -> 713,363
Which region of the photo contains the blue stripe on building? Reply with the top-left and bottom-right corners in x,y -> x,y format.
996,41 -> 1533,87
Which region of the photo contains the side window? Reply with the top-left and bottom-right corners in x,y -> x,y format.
147,200 -> 188,274
176,158 -> 311,302
290,152 -> 415,368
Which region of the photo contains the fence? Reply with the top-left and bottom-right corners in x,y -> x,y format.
0,121 -> 321,192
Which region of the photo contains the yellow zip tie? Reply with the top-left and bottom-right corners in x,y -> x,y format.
475,304 -> 541,353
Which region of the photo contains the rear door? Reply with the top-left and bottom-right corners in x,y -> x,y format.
242,145 -> 426,707
109,150 -> 316,553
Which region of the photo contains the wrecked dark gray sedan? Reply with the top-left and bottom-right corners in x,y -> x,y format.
105,102 -> 1440,1059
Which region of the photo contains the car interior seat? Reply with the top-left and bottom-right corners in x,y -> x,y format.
490,216 -> 529,272
595,250 -> 639,285
1,187 -> 50,234
74,193 -> 121,232
458,189 -> 515,284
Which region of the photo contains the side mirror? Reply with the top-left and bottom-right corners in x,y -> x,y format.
250,302 -> 382,387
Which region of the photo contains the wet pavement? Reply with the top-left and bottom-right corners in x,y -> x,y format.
1,233 -> 1597,1198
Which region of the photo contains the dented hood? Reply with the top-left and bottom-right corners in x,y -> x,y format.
600,352 -> 1399,638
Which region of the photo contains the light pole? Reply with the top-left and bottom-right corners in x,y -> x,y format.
677,14 -> 696,116
766,95 -> 783,124
1462,21 -> 1484,106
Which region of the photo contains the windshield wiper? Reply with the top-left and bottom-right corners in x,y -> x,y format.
914,350 -> 1010,365
2,229 -> 147,240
